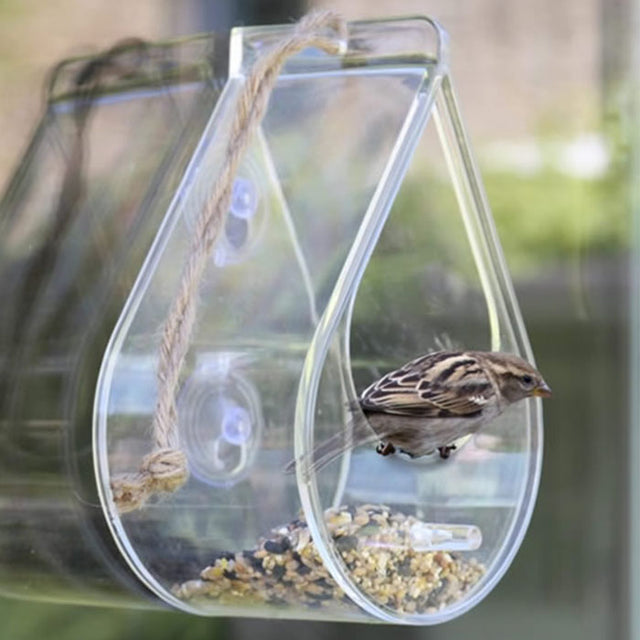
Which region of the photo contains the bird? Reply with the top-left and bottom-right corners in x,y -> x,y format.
285,350 -> 551,475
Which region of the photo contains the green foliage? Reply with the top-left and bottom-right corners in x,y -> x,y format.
384,141 -> 629,277
484,166 -> 628,273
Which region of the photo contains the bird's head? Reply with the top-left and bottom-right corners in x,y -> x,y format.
475,351 -> 552,404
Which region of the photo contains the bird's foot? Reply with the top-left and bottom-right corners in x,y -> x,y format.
437,444 -> 457,460
376,441 -> 396,457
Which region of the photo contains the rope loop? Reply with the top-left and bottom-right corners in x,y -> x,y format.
110,10 -> 347,513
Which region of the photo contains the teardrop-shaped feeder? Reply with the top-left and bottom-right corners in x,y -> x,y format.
94,16 -> 543,625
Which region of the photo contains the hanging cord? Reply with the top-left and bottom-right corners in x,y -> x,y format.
111,10 -> 348,513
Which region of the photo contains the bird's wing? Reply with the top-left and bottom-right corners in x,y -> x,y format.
359,351 -> 495,418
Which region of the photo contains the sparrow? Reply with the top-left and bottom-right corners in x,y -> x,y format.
285,350 -> 551,474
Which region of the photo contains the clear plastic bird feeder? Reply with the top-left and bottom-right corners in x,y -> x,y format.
0,16 -> 543,625
94,16 -> 543,624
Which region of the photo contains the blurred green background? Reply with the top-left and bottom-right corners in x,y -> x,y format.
0,0 -> 636,639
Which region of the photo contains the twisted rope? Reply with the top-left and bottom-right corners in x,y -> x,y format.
111,10 -> 347,513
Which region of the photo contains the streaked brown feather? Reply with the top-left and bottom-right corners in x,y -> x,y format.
360,351 -> 495,418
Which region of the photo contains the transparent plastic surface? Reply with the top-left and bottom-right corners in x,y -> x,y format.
0,36 -> 222,605
95,18 -> 543,624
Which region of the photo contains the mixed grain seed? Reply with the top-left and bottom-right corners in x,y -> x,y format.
174,504 -> 485,614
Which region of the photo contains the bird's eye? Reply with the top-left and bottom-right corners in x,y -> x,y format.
520,374 -> 534,388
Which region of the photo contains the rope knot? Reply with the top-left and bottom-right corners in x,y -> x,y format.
110,449 -> 188,513
142,448 -> 189,491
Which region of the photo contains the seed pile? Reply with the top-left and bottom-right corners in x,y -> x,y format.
174,504 -> 485,615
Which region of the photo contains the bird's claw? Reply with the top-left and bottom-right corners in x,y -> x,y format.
376,441 -> 396,457
437,444 -> 457,459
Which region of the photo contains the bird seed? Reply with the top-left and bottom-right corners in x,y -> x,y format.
174,504 -> 485,616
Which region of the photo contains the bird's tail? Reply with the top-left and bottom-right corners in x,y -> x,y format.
283,412 -> 378,475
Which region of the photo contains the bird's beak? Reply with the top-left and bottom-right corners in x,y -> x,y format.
533,382 -> 552,398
